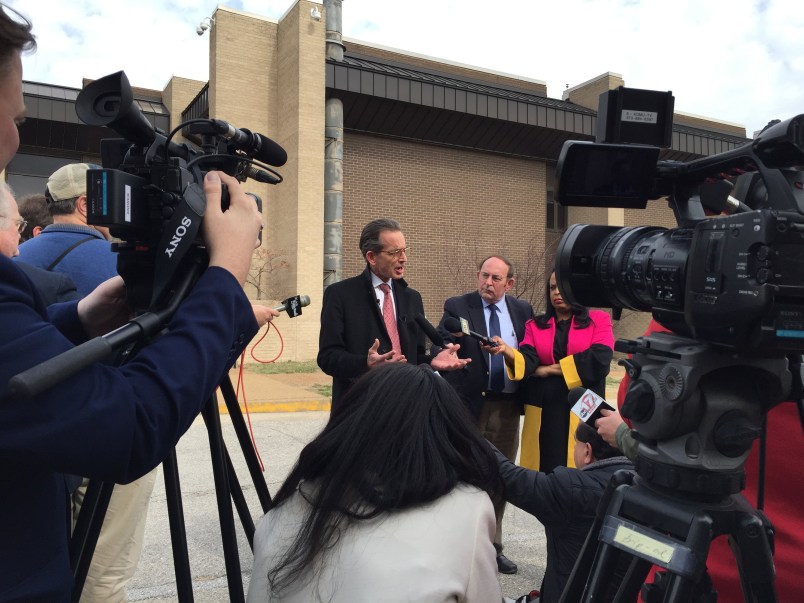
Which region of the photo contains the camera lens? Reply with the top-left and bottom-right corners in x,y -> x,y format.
556,223 -> 689,313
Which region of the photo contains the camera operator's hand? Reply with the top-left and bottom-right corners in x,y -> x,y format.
252,304 -> 281,327
77,276 -> 131,338
203,171 -> 262,285
595,407 -> 625,448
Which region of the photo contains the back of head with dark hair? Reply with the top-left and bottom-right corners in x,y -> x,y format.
359,218 -> 401,258
575,421 -> 620,461
0,4 -> 35,74
17,193 -> 50,241
266,363 -> 502,594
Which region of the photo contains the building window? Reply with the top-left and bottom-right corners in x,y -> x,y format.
6,153 -> 76,197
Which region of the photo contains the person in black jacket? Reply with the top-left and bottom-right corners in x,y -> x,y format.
317,218 -> 468,409
495,421 -> 634,602
438,255 -> 533,575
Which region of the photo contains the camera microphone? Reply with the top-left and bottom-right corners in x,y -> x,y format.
443,316 -> 498,347
212,119 -> 288,167
414,313 -> 445,347
273,295 -> 310,318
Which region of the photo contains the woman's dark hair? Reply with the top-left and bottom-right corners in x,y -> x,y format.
575,421 -> 620,461
0,4 -> 35,74
266,363 -> 502,595
534,271 -> 591,329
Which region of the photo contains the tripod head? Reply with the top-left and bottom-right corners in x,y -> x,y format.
617,332 -> 793,498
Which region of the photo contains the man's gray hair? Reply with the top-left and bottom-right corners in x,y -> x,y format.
359,218 -> 402,258
0,181 -> 14,213
478,255 -> 514,279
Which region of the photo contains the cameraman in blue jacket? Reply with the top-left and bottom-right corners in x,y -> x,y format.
0,8 -> 264,601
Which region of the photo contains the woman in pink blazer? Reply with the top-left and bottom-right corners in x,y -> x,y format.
493,272 -> 614,472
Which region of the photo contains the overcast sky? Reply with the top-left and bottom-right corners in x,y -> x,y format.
10,0 -> 804,137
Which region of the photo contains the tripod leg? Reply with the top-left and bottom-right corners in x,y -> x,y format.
561,470 -> 635,603
70,480 -> 114,602
202,395 -> 246,603
218,375 -> 272,511
611,556 -> 652,602
163,448 -> 195,602
224,448 -> 257,548
730,509 -> 777,602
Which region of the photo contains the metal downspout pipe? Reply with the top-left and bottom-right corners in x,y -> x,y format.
324,0 -> 345,287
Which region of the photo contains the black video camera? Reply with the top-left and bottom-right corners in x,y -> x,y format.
75,71 -> 287,312
554,87 -> 804,354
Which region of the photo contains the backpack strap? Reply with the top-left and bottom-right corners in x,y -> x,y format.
46,236 -> 96,271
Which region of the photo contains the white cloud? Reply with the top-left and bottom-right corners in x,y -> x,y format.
10,0 -> 804,135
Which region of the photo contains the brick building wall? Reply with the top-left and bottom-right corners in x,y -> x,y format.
342,132 -> 549,322
210,3 -> 326,361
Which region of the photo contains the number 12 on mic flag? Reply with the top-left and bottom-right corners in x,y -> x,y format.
570,388 -> 614,423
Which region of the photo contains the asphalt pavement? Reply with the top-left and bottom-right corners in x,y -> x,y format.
126,410 -> 549,602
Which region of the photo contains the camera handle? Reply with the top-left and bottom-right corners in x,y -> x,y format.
8,258 -> 204,400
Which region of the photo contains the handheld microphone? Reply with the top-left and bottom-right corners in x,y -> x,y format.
212,119 -> 288,167
414,313 -> 445,347
443,316 -> 498,347
273,294 -> 310,318
568,387 -> 614,424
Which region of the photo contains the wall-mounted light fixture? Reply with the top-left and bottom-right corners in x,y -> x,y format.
196,16 -> 215,36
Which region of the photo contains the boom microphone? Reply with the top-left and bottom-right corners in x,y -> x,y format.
567,387 -> 614,424
273,295 -> 310,318
213,119 -> 288,167
443,316 -> 498,347
414,313 -> 445,347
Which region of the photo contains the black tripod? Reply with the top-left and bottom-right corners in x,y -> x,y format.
70,373 -> 273,602
560,333 -> 793,603
10,262 -> 282,602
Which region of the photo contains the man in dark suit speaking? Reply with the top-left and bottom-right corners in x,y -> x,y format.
318,218 -> 468,409
438,255 -> 533,575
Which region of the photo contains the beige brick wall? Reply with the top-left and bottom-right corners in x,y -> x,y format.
562,73 -> 625,111
345,40 -> 547,97
675,112 -> 745,136
342,132 -> 549,321
162,77 -> 206,142
210,2 -> 325,361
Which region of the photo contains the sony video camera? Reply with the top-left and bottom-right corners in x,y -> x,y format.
75,71 -> 287,312
554,87 -> 804,355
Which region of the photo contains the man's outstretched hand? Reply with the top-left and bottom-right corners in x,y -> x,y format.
431,343 -> 471,372
367,338 -> 406,368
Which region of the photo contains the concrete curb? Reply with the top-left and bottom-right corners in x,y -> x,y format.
218,399 -> 331,414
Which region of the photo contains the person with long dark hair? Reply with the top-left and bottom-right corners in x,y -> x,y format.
489,272 -> 614,472
247,363 -> 505,602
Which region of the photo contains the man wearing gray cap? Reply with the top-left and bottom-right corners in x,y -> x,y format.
16,162 -> 116,296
